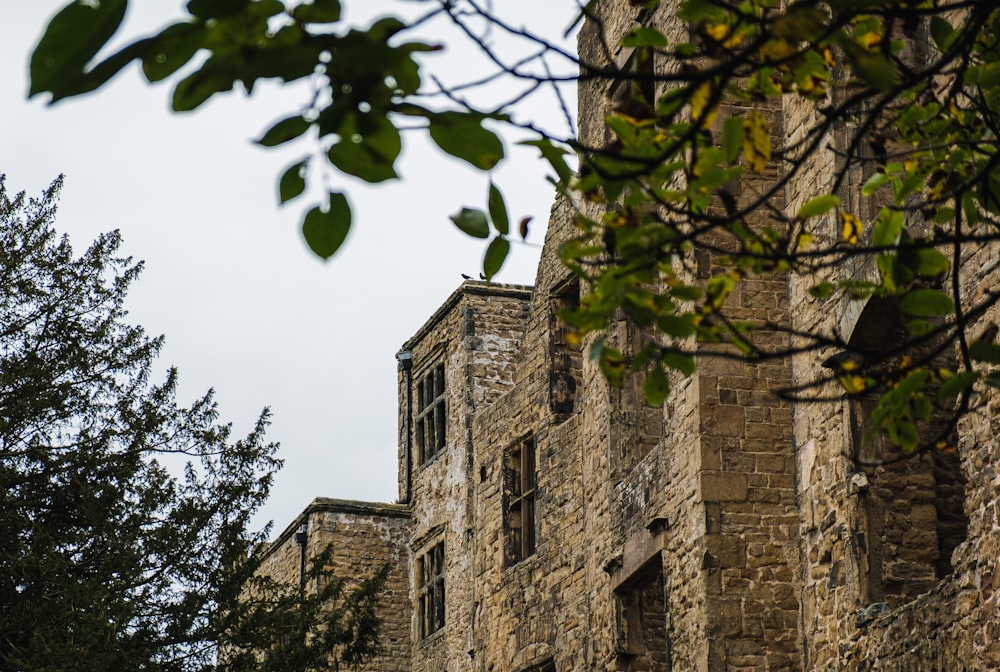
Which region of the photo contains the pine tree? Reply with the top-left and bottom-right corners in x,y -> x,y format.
0,176 -> 384,672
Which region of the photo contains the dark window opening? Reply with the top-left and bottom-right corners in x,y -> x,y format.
614,556 -> 668,671
415,362 -> 446,464
611,321 -> 665,482
503,437 -> 537,567
417,542 -> 445,639
847,298 -> 968,607
550,279 -> 582,417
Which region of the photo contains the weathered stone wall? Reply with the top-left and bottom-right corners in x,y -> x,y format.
781,16 -> 1000,670
258,4 -> 1000,671
397,282 -> 533,672
256,498 -> 411,672
836,241 -> 1000,671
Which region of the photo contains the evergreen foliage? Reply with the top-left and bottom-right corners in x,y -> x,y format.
0,176 -> 385,672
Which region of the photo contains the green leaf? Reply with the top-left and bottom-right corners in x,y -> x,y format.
302,192 -> 351,259
862,172 -> 890,196
428,112 -> 505,170
662,351 -> 696,376
849,50 -> 899,91
622,26 -> 668,48
872,208 -> 903,248
796,195 -> 840,219
976,62 -> 1000,89
970,341 -> 1000,364
721,117 -> 743,163
899,288 -> 954,317
488,182 -> 509,235
656,315 -> 696,339
292,0 -> 342,23
678,0 -> 724,23
929,16 -> 954,51
483,236 -> 510,281
171,56 -> 236,111
599,346 -> 627,387
521,139 -> 574,184
450,208 -> 490,239
245,43 -> 324,83
809,282 -> 835,299
985,371 -> 1000,389
142,23 -> 207,83
643,365 -> 670,405
912,248 -> 949,278
256,115 -> 311,147
669,284 -> 702,301
30,0 -> 128,99
938,371 -> 979,399
186,0 -> 249,18
326,114 -> 401,183
895,418 -> 919,451
278,159 -> 307,205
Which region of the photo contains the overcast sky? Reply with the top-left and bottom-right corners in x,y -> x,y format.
2,1 -> 579,532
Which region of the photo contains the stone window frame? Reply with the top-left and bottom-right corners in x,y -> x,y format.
502,435 -> 537,567
415,359 -> 446,465
416,540 -> 446,640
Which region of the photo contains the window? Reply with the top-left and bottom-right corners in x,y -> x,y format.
415,362 -> 446,464
417,542 -> 445,638
611,321 -> 665,481
846,297 -> 968,607
614,557 -> 667,671
503,437 -> 537,566
550,279 -> 582,417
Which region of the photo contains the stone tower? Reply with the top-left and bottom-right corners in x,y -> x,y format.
258,2 -> 1000,669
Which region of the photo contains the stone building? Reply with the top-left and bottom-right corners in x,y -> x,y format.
259,3 -> 1000,670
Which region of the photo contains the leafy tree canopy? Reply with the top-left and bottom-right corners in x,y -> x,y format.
29,0 -> 1000,457
0,176 -> 385,671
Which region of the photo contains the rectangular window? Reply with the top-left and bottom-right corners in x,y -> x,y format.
503,437 -> 537,566
614,556 -> 667,669
415,362 -> 446,464
417,542 -> 445,639
550,279 -> 582,417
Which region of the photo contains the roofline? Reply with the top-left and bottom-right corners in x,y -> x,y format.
398,280 -> 533,354
258,497 -> 410,561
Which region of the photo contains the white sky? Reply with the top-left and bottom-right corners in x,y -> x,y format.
2,1 -> 579,532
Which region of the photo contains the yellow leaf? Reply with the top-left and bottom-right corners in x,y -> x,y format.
759,39 -> 796,64
743,110 -> 770,172
722,33 -> 743,50
690,82 -> 718,128
821,46 -> 835,68
840,211 -> 862,244
860,31 -> 882,49
705,23 -> 729,41
838,374 -> 868,394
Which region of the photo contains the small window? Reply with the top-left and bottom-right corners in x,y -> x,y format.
550,279 -> 582,417
415,362 -> 446,464
417,542 -> 445,639
614,556 -> 667,669
503,437 -> 537,566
